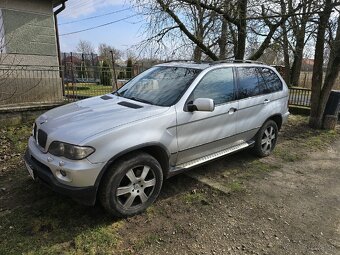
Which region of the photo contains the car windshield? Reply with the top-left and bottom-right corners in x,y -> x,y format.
115,66 -> 202,106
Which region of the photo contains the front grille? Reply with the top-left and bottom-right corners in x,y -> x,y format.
37,129 -> 48,149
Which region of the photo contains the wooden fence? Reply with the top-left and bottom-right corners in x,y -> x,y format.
288,87 -> 311,107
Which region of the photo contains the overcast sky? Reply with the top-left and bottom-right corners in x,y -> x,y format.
57,0 -> 144,54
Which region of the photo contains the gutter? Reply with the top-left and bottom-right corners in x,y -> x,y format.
54,1 -> 67,67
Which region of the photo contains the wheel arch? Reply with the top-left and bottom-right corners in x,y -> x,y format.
266,114 -> 283,130
93,143 -> 170,198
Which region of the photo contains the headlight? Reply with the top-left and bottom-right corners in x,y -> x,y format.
48,141 -> 95,160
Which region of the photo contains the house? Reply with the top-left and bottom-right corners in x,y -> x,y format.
301,58 -> 314,71
0,0 -> 67,107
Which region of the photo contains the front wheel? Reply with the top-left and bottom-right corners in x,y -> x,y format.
252,120 -> 278,157
99,152 -> 163,217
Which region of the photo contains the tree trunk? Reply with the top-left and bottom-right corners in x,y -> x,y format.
193,46 -> 202,61
315,17 -> 340,128
280,0 -> 290,85
235,0 -> 247,59
309,0 -> 334,128
290,35 -> 305,86
282,25 -> 291,85
288,0 -> 310,87
219,18 -> 228,59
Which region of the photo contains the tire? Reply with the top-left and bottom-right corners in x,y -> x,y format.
252,120 -> 278,157
99,152 -> 163,217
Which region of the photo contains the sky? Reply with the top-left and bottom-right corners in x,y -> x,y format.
57,0 -> 145,54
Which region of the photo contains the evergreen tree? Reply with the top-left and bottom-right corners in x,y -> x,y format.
100,60 -> 112,86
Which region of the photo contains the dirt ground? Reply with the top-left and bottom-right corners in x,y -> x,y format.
0,115 -> 339,255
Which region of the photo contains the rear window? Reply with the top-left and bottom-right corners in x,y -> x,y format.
237,67 -> 268,99
260,68 -> 283,92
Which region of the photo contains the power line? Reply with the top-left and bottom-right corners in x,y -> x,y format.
59,7 -> 133,25
59,14 -> 140,36
60,0 -> 108,18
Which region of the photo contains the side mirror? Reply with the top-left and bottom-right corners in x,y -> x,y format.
187,98 -> 215,112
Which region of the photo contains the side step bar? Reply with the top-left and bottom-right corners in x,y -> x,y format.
175,140 -> 254,170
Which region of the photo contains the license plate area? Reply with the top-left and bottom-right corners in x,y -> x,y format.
25,162 -> 35,180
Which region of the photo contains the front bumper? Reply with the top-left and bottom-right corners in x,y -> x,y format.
24,149 -> 97,206
24,136 -> 106,206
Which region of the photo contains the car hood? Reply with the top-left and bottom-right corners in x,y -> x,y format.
37,95 -> 170,145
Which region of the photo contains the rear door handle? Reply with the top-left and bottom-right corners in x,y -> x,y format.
264,99 -> 271,104
228,107 -> 237,114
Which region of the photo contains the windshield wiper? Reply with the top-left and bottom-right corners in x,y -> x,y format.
113,90 -> 122,97
126,96 -> 154,105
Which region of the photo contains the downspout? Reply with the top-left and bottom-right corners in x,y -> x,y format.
54,1 -> 66,67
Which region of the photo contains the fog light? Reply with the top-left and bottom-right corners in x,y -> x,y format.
60,170 -> 67,177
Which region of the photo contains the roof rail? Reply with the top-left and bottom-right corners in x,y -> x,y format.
209,59 -> 264,65
164,59 -> 197,63
163,59 -> 264,65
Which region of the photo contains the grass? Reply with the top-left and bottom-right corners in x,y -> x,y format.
65,83 -> 113,97
272,115 -> 339,162
182,190 -> 207,204
229,181 -> 244,192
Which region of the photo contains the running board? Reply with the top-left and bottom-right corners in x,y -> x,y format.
175,141 -> 254,170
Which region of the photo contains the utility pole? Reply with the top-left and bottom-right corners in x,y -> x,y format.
110,50 -> 118,91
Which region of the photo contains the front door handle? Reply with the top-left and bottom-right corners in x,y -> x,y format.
228,107 -> 237,114
264,99 -> 271,104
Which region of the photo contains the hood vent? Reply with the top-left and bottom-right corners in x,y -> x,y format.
118,101 -> 143,109
100,95 -> 113,100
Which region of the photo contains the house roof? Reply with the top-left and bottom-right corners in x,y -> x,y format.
52,0 -> 67,8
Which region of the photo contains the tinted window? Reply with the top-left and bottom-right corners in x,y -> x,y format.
260,68 -> 283,92
237,67 -> 268,99
191,68 -> 235,105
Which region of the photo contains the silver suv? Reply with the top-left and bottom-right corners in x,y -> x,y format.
24,61 -> 289,217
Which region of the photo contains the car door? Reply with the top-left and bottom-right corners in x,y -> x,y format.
176,67 -> 239,165
235,66 -> 274,141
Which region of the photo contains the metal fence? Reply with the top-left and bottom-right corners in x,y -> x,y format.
0,62 -> 319,110
60,52 -> 150,100
0,65 -> 64,108
63,65 -> 147,101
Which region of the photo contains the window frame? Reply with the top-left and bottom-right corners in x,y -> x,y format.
258,67 -> 283,93
184,67 -> 237,111
235,66 -> 273,100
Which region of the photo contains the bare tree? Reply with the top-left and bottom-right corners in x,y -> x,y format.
133,0 -> 312,61
76,40 -> 95,55
287,0 -> 315,86
98,43 -> 121,61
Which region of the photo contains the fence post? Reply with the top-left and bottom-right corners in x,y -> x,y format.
110,50 -> 118,91
70,52 -> 76,100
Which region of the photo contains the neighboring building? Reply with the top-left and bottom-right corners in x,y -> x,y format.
0,0 -> 67,107
301,58 -> 314,71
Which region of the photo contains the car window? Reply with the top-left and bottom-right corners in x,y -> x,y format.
190,68 -> 235,105
237,67 -> 269,99
260,68 -> 283,92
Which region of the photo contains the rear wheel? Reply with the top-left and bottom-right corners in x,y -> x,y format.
99,152 -> 163,217
252,120 -> 278,157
